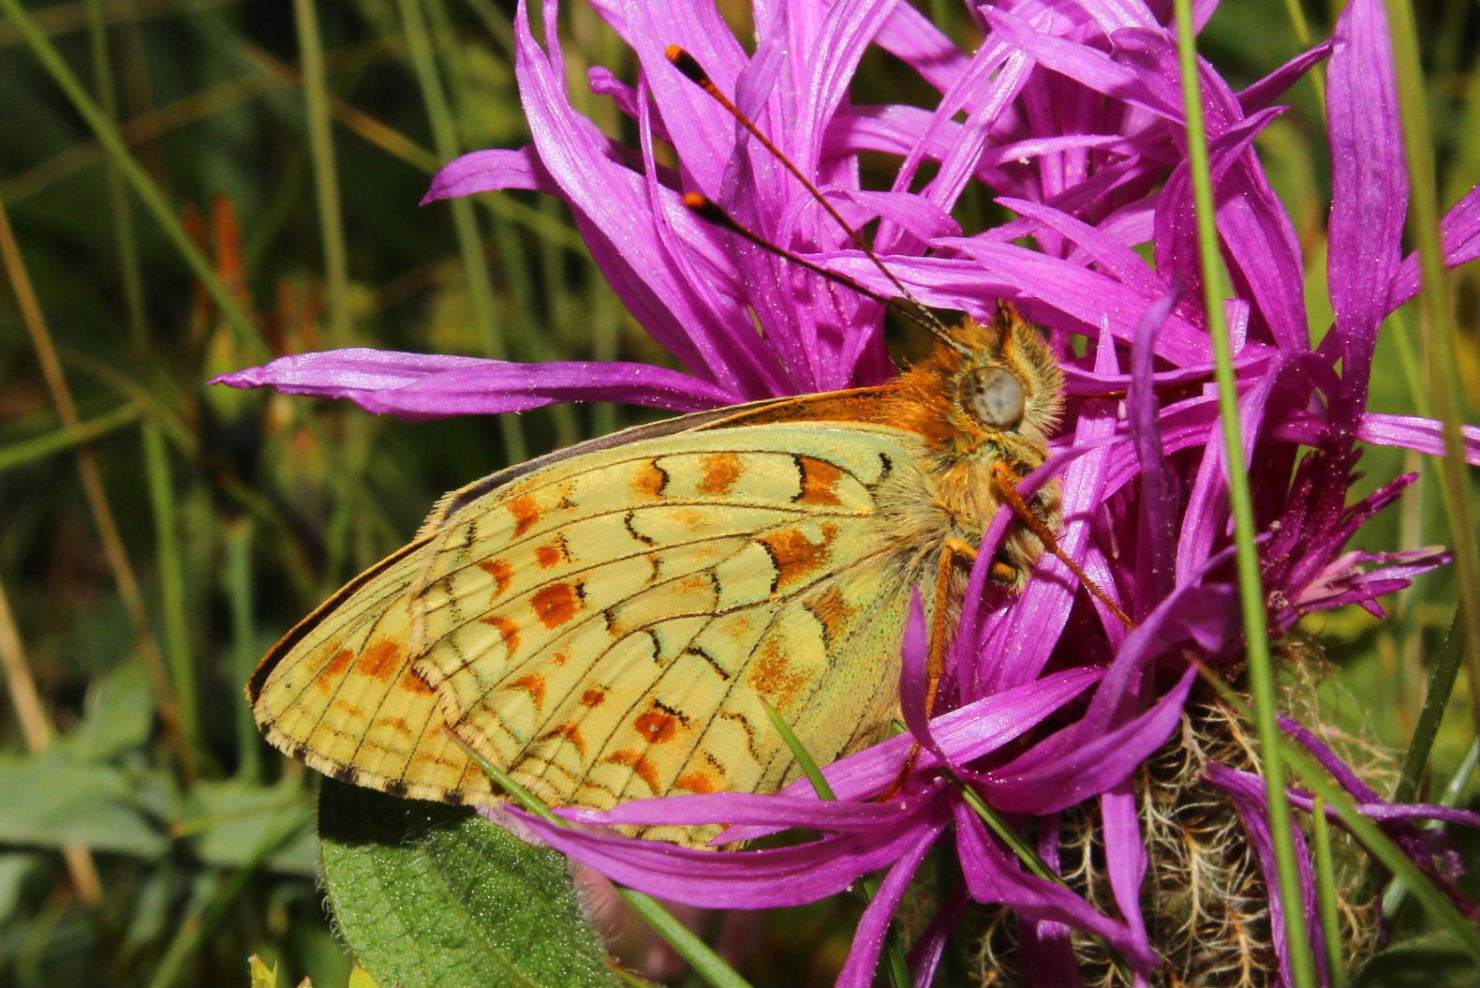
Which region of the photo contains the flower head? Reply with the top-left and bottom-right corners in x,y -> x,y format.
215,0 -> 1479,983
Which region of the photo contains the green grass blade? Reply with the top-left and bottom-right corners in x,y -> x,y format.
1170,3 -> 1314,981
0,402 -> 141,473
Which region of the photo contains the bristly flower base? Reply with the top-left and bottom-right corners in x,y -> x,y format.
968,651 -> 1394,988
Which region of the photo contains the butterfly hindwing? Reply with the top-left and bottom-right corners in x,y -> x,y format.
250,418 -> 932,840
247,542 -> 494,803
410,427 -> 923,820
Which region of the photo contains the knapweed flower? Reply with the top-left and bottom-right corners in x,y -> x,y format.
215,0 -> 1479,984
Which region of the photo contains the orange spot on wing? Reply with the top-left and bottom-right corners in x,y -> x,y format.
607,749 -> 661,793
334,700 -> 366,719
674,507 -> 707,532
481,614 -> 521,653
797,456 -> 844,505
510,673 -> 547,709
676,572 -> 715,597
806,585 -> 855,643
676,771 -> 719,794
580,688 -> 606,708
748,643 -> 808,707
760,524 -> 839,590
540,721 -> 587,756
358,640 -> 403,681
316,648 -> 353,692
508,495 -> 541,537
401,668 -> 436,696
535,538 -> 569,568
380,717 -> 412,736
698,452 -> 743,495
478,558 -> 514,596
531,582 -> 582,628
553,652 -> 570,667
633,459 -> 668,499
634,709 -> 680,743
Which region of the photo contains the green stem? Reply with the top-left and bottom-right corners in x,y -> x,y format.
396,0 -> 528,463
85,0 -> 147,348
0,402 -> 141,473
1383,0 -> 1480,746
227,518 -> 262,780
1310,797 -> 1349,988
1169,4 -> 1315,983
762,702 -> 912,988
291,0 -> 352,346
143,421 -> 199,760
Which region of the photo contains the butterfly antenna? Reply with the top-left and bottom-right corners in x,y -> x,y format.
665,45 -> 966,353
682,192 -> 938,335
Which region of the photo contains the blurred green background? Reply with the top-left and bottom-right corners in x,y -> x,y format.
0,1 -> 1474,986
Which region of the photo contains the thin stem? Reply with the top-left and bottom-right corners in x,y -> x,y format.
1384,0 -> 1480,722
1310,797 -> 1349,988
761,701 -> 912,988
0,186 -> 194,779
1169,4 -> 1314,983
292,0 -> 352,346
0,402 -> 142,472
1395,609 -> 1468,803
144,422 -> 198,758
396,0 -> 527,463
227,519 -> 263,780
85,0 -> 147,347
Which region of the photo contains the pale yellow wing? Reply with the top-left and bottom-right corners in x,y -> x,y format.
250,423 -> 934,839
247,540 -> 492,802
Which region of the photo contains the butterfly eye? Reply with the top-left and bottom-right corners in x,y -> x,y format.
964,366 -> 1026,429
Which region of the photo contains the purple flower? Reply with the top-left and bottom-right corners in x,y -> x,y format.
215,0 -> 1479,983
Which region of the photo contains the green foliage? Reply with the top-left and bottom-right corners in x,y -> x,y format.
319,781 -> 621,988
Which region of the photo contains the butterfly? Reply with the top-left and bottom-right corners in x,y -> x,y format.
247,300 -> 1066,846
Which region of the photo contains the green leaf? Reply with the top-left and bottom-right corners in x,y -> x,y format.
0,852 -> 39,925
62,659 -> 156,761
0,754 -> 166,857
182,779 -> 317,875
1356,930 -> 1480,988
318,781 -> 621,988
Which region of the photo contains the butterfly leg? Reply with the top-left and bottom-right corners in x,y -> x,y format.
925,537 -> 977,716
989,461 -> 1133,629
881,538 -> 977,799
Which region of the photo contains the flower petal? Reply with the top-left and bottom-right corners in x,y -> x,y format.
835,817 -> 946,988
954,804 -> 1157,971
509,804 -> 939,909
422,147 -> 557,203
211,348 -> 737,418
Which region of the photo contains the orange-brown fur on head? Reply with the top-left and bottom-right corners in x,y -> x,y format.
878,301 -> 1066,592
888,301 -> 1064,468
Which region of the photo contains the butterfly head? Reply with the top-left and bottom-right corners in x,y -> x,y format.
930,300 -> 1065,457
